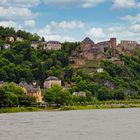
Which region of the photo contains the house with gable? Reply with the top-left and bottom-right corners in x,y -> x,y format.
19,81 -> 42,103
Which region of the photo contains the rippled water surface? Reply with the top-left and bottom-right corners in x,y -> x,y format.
0,108 -> 140,140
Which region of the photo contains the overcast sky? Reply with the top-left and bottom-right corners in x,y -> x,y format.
0,0 -> 140,43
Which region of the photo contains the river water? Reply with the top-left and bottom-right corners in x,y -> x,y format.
0,108 -> 140,140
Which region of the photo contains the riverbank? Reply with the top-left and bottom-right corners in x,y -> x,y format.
59,104 -> 140,111
0,107 -> 39,113
1,101 -> 140,113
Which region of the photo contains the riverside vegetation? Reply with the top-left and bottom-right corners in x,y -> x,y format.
1,27 -> 140,112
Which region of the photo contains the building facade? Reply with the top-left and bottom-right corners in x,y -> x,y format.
5,36 -> 15,42
47,41 -> 62,50
19,81 -> 42,103
44,76 -> 62,89
3,44 -> 11,49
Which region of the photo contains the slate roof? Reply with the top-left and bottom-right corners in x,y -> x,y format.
47,41 -> 61,44
81,37 -> 94,45
46,76 -> 59,81
19,81 -> 38,93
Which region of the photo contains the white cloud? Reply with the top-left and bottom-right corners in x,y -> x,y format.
0,0 -> 40,8
0,6 -> 38,20
88,27 -> 105,41
121,13 -> 140,23
39,33 -> 75,42
0,20 -> 18,28
37,20 -> 83,42
85,22 -> 140,43
43,0 -> 105,8
24,20 -> 36,28
38,20 -> 84,35
49,21 -> 84,30
130,24 -> 140,33
112,0 -> 140,9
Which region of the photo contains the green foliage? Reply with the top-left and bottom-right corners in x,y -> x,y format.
1,26 -> 140,103
97,87 -> 113,101
0,83 -> 24,107
43,84 -> 71,106
113,88 -> 126,100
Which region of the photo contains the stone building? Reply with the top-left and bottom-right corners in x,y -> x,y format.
5,36 -> 15,42
31,41 -> 47,50
96,68 -> 104,73
72,91 -> 86,97
3,44 -> 11,49
80,37 -> 95,60
81,37 -> 94,51
94,38 -> 117,52
119,40 -> 138,51
80,37 -> 117,61
19,81 -> 42,103
47,41 -> 62,50
44,76 -> 62,89
16,37 -> 24,42
110,38 -> 117,48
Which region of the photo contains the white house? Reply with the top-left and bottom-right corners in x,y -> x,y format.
72,91 -> 86,97
96,68 -> 104,73
16,37 -> 24,42
3,44 -> 11,49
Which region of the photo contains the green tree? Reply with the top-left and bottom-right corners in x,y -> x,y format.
0,83 -> 24,107
43,84 -> 71,106
113,88 -> 126,100
96,87 -> 112,101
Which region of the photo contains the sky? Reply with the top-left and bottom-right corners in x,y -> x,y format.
0,0 -> 140,43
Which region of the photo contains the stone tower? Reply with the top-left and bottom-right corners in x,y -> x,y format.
110,38 -> 117,48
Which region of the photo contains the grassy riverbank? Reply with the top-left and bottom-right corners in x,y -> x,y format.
59,100 -> 140,111
59,104 -> 140,111
0,107 -> 39,113
1,100 -> 140,113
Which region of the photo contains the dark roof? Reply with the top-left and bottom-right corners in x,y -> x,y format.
81,37 -> 94,45
19,81 -> 38,93
46,76 -> 59,81
19,81 -> 28,87
47,41 -> 61,44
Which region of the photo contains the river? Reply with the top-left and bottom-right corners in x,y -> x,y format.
0,108 -> 140,140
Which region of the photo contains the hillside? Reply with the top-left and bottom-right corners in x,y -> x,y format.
1,26 -> 140,101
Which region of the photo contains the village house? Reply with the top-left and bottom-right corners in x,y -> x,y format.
19,81 -> 42,103
72,91 -> 86,97
0,81 -> 4,86
31,41 -> 47,50
47,41 -> 62,50
96,68 -> 104,73
3,44 -> 11,49
44,76 -> 62,89
16,37 -> 24,42
5,36 -> 15,42
31,41 -> 39,49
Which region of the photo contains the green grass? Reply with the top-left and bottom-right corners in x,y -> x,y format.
59,104 -> 140,111
79,68 -> 95,74
0,107 -> 39,114
85,60 -> 99,67
1,100 -> 140,113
